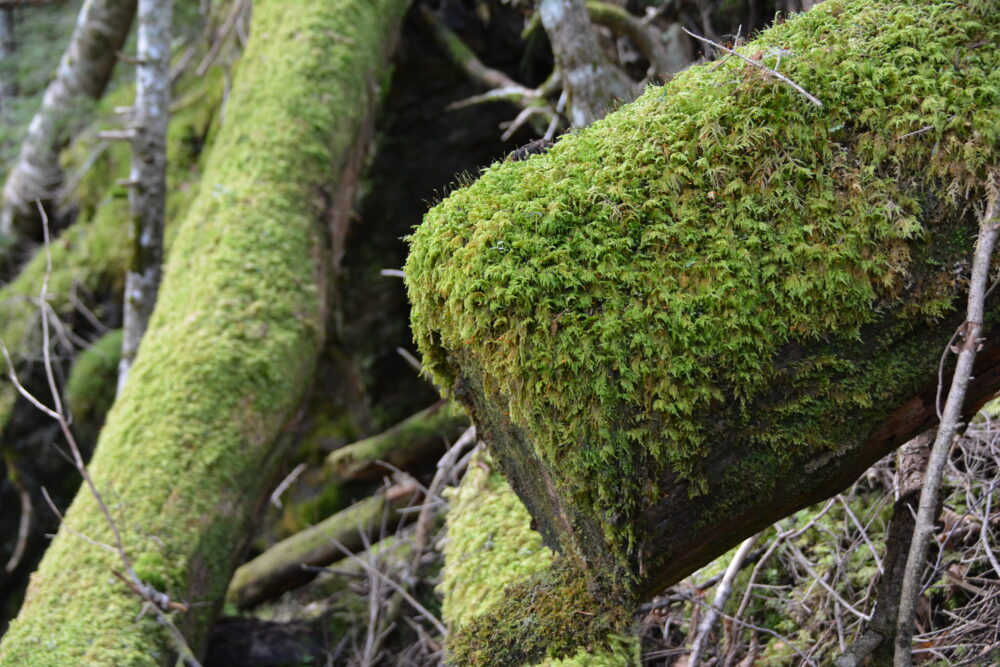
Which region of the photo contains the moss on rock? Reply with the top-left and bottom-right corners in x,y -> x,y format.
406,0 -> 999,581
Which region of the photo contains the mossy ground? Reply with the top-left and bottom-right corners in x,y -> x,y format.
0,0 -> 409,661
406,0 -> 1000,578
64,328 -> 121,433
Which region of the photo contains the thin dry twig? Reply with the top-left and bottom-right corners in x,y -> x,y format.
3,467 -> 32,573
408,425 -> 477,578
681,27 -> 822,107
323,536 -> 448,637
688,533 -> 760,664
270,462 -> 307,510
895,180 -> 1000,667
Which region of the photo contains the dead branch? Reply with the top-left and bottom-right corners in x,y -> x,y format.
894,179 -> 1000,666
226,482 -> 421,609
325,536 -> 448,638
195,0 -> 249,77
408,425 -> 477,578
325,400 -> 469,482
687,533 -> 759,665
681,27 -> 822,108
2,458 -> 31,574
585,0 -> 676,79
420,4 -> 559,137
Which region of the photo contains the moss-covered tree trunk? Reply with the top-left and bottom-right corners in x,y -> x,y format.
0,0 -> 408,662
407,0 -> 999,663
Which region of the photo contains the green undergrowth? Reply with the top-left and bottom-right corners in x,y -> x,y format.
442,452 -> 637,666
688,483 -> 898,663
406,0 -> 1000,577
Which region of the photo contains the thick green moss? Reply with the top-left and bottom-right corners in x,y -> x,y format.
440,453 -> 554,629
442,453 -> 637,666
0,0 -> 408,662
65,328 -> 122,426
406,0 -> 999,573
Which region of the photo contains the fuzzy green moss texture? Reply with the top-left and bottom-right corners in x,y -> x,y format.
407,0 -> 999,570
0,0 -> 407,663
0,63 -> 222,434
441,453 -> 638,666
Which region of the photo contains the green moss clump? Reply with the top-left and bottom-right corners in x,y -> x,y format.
439,452 -> 555,629
406,0 -> 999,573
65,328 -> 122,426
442,453 -> 636,666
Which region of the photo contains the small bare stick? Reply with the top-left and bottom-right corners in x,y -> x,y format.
688,533 -> 759,665
3,469 -> 32,574
325,536 -> 448,637
681,27 -> 822,108
894,180 -> 1000,667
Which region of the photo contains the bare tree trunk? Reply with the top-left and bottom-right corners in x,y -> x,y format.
118,0 -> 170,391
0,0 -> 136,247
538,0 -> 634,127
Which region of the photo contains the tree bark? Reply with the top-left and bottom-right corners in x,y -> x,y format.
405,1 -> 1000,662
0,0 -> 137,247
118,0 -> 170,391
538,0 -> 634,127
0,0 -> 409,662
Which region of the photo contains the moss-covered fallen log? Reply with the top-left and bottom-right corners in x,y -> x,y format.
406,0 -> 999,662
0,0 -> 408,662
0,66 -> 221,617
440,452 -> 638,665
325,400 -> 469,482
226,482 -> 420,610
